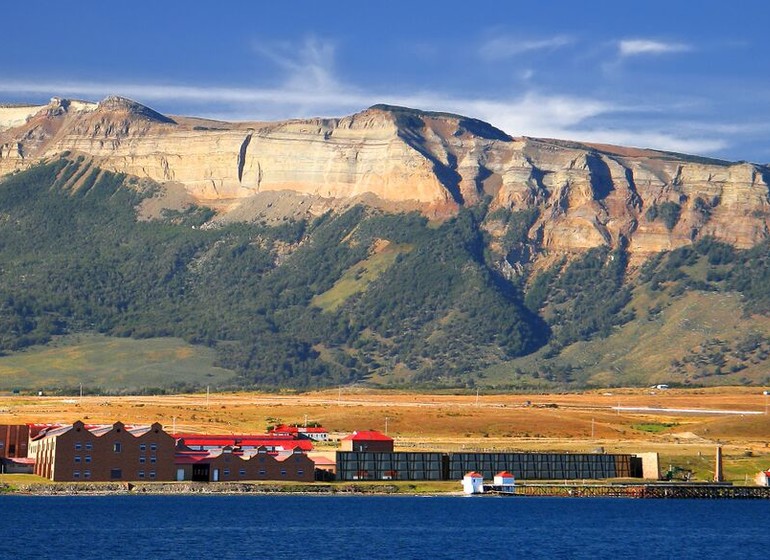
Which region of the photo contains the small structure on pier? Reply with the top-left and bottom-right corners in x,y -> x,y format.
462,471 -> 484,494
493,471 -> 516,492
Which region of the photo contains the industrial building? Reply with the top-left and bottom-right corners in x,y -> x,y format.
336,451 -> 650,481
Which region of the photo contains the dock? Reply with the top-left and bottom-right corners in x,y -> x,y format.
492,483 -> 770,499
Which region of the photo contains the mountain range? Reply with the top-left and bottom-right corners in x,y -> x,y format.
1,96 -> 769,391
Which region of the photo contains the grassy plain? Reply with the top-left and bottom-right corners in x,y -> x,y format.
2,386 -> 768,484
0,335 -> 236,392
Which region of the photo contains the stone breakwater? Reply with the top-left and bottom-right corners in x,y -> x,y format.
1,481 -> 408,495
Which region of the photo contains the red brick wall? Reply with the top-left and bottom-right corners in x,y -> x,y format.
0,425 -> 29,458
34,421 -> 176,482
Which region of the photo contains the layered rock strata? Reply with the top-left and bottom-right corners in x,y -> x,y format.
1,96 -> 768,254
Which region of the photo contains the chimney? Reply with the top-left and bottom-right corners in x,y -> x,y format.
714,446 -> 724,483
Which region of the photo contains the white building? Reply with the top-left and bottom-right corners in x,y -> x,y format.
493,471 -> 516,492
462,471 -> 484,494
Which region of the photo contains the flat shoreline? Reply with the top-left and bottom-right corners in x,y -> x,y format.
0,481 -> 463,496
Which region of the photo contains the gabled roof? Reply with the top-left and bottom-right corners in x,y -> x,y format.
495,471 -> 515,478
464,471 -> 483,478
341,430 -> 393,442
31,421 -> 166,441
175,434 -> 313,452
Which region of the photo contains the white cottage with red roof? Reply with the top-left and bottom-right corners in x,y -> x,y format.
494,471 -> 516,492
462,471 -> 484,494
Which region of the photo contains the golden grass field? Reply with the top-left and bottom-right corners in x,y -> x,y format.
2,386 -> 769,483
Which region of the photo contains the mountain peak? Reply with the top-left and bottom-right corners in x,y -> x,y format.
96,95 -> 176,124
366,103 -> 511,142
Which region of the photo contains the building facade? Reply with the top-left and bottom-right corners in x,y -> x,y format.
29,421 -> 176,482
175,446 -> 315,482
0,424 -> 29,458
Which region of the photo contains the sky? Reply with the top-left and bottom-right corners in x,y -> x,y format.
2,0 -> 770,162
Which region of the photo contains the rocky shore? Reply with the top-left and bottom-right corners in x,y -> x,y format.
1,481 -> 417,495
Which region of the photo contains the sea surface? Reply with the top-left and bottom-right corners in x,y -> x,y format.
1,494 -> 768,559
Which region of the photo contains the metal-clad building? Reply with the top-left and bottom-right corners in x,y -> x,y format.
337,451 -> 444,480
445,452 -> 639,480
337,451 -> 642,481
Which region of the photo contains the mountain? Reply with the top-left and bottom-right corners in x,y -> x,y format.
1,97 -> 770,391
3,97 -> 769,257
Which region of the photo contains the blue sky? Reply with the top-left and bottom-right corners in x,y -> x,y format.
2,0 -> 769,162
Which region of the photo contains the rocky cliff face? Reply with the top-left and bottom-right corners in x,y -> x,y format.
2,96 -> 769,256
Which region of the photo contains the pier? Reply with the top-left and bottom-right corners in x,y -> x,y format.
493,483 -> 770,499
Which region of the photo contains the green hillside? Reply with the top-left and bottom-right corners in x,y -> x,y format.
2,157 -> 770,392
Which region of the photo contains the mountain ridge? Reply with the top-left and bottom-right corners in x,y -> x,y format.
2,96 -> 768,265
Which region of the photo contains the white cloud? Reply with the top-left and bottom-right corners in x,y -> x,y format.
618,39 -> 691,57
0,77 -> 730,156
0,36 -> 732,158
479,35 -> 573,59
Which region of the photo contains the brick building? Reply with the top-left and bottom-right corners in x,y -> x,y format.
0,424 -> 29,458
175,446 -> 315,482
28,420 -> 176,482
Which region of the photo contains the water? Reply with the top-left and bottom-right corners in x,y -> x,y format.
1,495 -> 768,559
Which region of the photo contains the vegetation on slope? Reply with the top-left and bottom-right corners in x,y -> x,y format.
0,159 -> 545,390
3,158 -> 770,392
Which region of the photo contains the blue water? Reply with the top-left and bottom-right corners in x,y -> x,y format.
1,495 -> 768,559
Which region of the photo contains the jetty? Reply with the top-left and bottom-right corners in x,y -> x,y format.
494,483 -> 770,499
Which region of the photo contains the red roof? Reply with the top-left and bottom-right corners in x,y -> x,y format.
341,430 -> 393,442
464,471 -> 483,478
270,424 -> 328,434
2,457 -> 35,465
495,471 -> 515,478
175,434 -> 313,452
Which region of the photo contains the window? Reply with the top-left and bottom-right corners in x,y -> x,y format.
85,456 -> 91,463
149,471 -> 156,479
85,442 -> 92,450
84,470 -> 91,479
139,444 -> 146,451
223,469 -> 230,477
139,456 -> 146,464
259,469 -> 266,476
73,471 -> 80,478
298,470 -> 304,476
74,456 -> 81,463
150,443 -> 157,451
113,442 -> 122,453
75,442 -> 82,450
110,468 -> 122,480
239,469 -> 246,477
281,469 -> 287,477
150,456 -> 157,464
138,471 -> 145,479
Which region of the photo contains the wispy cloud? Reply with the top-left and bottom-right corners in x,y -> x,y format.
618,39 -> 692,57
253,36 -> 340,94
479,35 -> 573,59
0,36 -> 731,158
